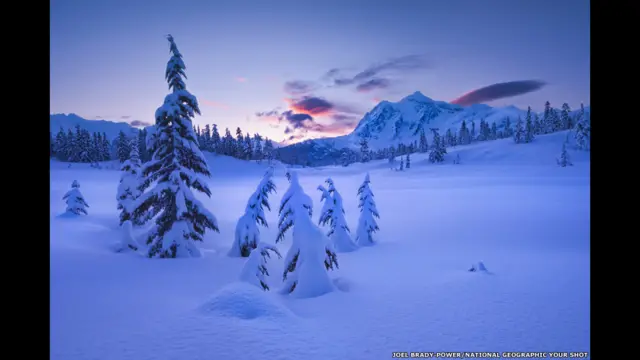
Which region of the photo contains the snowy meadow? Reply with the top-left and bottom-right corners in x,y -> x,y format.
50,131 -> 590,360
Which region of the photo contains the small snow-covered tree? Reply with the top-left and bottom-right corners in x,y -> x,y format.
399,156 -> 404,171
524,107 -> 535,143
574,103 -> 590,151
419,128 -> 429,152
557,143 -> 573,167
240,242 -> 282,291
318,180 -> 357,253
359,137 -> 370,163
131,35 -> 219,258
429,128 -> 446,163
453,153 -> 461,164
276,172 -> 337,296
355,173 -> 380,246
116,131 -> 131,163
513,117 -> 524,144
406,153 -> 411,169
561,103 -> 572,130
63,180 -> 89,215
229,167 -> 277,257
117,141 -> 143,226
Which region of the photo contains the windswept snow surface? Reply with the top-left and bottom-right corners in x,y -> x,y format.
50,131 -> 590,360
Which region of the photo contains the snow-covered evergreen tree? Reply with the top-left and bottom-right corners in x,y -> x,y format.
513,117 -> 524,144
453,153 -> 461,164
116,131 -> 131,163
419,129 -> 429,152
524,107 -> 535,143
574,103 -> 590,151
229,167 -> 276,257
429,128 -> 446,163
211,124 -> 221,153
264,139 -> 274,163
533,113 -> 541,135
222,127 -> 234,156
101,132 -> 111,161
318,180 -> 357,253
557,143 -> 573,167
117,140 -> 143,225
561,103 -> 572,130
63,180 -> 89,215
399,156 -> 404,171
355,173 -> 380,246
490,122 -> 498,140
470,120 -> 476,141
542,101 -> 552,134
359,137 -> 370,162
458,120 -> 470,145
276,172 -> 337,297
406,153 -> 411,169
240,242 -> 282,291
253,133 -> 263,162
131,35 -> 219,258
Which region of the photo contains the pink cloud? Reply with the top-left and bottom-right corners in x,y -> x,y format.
235,77 -> 247,83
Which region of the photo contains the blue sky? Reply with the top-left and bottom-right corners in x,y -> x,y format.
50,0 -> 590,143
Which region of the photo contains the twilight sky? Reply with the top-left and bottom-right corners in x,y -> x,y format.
50,0 -> 590,144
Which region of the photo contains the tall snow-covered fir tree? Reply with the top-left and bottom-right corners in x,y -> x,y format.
63,180 -> 89,215
524,107 -> 535,143
229,167 -> 277,257
318,179 -> 358,253
513,117 -> 524,144
117,140 -> 143,226
355,173 -> 380,246
277,172 -> 337,297
574,103 -> 590,151
131,35 -> 219,259
557,142 -> 573,167
429,128 -> 446,163
561,103 -> 572,130
239,242 -> 282,291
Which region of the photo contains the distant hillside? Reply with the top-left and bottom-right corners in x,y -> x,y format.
276,92 -> 590,164
50,113 -> 141,140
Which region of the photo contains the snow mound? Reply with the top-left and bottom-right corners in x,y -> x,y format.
200,282 -> 294,320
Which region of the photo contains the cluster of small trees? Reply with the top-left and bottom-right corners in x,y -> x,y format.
230,170 -> 380,297
51,126 -> 112,163
192,125 -> 276,162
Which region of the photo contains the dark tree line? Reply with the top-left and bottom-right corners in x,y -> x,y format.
50,123 -> 276,165
192,125 -> 276,163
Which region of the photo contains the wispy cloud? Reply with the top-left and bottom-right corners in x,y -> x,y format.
451,80 -> 547,106
130,120 -> 152,127
235,77 -> 247,83
120,115 -> 132,120
356,78 -> 391,93
283,80 -> 318,95
281,54 -> 430,97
